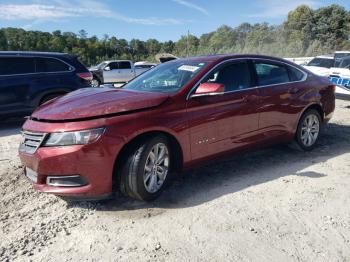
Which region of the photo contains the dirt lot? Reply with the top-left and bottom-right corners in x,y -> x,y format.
1,101 -> 350,262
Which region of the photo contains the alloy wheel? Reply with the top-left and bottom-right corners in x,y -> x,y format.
91,79 -> 99,87
300,114 -> 320,147
143,143 -> 169,193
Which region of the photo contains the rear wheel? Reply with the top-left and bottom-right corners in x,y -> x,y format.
91,78 -> 100,87
119,135 -> 171,201
295,109 -> 321,151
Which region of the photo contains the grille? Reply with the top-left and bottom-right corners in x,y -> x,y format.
20,131 -> 47,154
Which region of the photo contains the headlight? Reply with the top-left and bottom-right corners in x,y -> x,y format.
43,127 -> 105,146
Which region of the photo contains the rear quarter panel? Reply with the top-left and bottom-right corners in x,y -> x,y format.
293,75 -> 335,130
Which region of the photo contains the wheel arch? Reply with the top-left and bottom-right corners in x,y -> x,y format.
32,88 -> 71,107
301,103 -> 324,122
112,130 -> 184,188
294,103 -> 324,135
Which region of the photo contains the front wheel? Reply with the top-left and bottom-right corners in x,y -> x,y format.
119,136 -> 171,201
295,109 -> 322,151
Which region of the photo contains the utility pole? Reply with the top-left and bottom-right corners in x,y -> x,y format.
186,30 -> 190,57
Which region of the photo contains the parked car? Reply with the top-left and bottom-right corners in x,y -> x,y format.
0,51 -> 92,119
303,55 -> 334,76
329,55 -> 350,101
19,54 -> 335,201
89,60 -> 153,87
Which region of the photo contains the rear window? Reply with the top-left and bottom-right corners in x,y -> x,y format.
108,62 -> 118,70
254,62 -> 290,86
118,61 -> 131,69
36,57 -> 71,72
288,66 -> 305,81
0,57 -> 35,75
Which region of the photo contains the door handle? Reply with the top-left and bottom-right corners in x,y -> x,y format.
289,87 -> 301,94
243,95 -> 258,103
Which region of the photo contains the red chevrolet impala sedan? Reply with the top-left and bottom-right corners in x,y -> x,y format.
19,54 -> 335,201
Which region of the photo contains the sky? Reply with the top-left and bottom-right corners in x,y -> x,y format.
0,0 -> 349,41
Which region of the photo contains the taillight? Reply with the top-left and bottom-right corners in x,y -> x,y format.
329,84 -> 336,92
77,72 -> 93,81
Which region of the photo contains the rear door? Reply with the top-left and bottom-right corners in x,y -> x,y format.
252,60 -> 308,140
0,56 -> 36,115
118,61 -> 135,82
187,60 -> 260,161
33,57 -> 75,99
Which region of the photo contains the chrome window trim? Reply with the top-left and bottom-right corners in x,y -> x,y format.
187,57 -> 308,100
0,55 -> 75,77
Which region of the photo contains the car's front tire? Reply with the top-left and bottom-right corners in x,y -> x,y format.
295,109 -> 322,151
119,135 -> 171,201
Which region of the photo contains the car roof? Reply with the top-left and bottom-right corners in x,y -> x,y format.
173,54 -> 296,64
0,51 -> 71,57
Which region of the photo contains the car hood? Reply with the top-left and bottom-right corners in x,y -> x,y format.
32,88 -> 169,121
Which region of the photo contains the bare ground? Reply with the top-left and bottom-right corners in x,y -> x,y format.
0,101 -> 350,262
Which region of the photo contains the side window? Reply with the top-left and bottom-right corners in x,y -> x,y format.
118,61 -> 131,69
254,62 -> 289,86
203,62 -> 252,92
0,57 -> 35,75
36,58 -> 70,72
109,62 -> 118,70
288,66 -> 305,82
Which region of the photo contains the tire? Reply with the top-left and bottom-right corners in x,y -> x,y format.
295,109 -> 322,151
91,78 -> 100,87
119,135 -> 171,201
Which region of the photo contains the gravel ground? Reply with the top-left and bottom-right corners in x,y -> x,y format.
0,100 -> 350,262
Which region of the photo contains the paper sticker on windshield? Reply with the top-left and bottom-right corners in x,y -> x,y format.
178,65 -> 200,72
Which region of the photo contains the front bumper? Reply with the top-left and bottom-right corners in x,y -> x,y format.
18,121 -> 123,199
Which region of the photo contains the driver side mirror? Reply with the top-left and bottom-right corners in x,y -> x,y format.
104,66 -> 111,71
191,82 -> 225,97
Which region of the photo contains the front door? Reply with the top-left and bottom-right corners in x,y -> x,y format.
187,60 -> 260,161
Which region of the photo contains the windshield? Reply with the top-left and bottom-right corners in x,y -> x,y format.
336,56 -> 350,69
95,62 -> 108,69
123,60 -> 208,93
307,58 -> 334,68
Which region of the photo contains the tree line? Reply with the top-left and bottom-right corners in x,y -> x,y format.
0,4 -> 349,66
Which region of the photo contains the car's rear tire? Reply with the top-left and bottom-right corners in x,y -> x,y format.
119,135 -> 171,201
295,109 -> 322,151
91,78 -> 100,87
